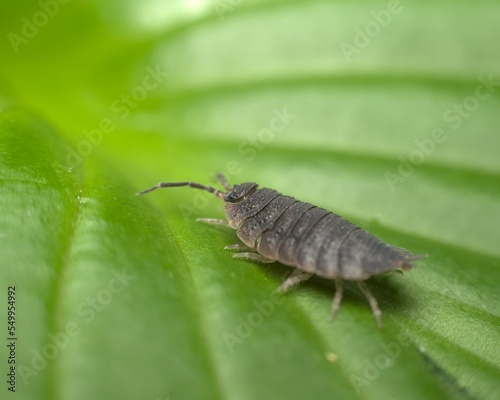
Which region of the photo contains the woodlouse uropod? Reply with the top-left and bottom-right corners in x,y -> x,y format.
139,173 -> 423,327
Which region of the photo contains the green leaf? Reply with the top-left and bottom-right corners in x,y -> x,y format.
1,1 -> 499,400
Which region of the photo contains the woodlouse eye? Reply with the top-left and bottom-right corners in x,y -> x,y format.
223,183 -> 258,203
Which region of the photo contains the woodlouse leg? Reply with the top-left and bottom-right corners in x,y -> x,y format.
224,244 -> 251,251
277,269 -> 313,293
357,281 -> 383,328
232,252 -> 275,264
196,218 -> 229,227
330,279 -> 343,321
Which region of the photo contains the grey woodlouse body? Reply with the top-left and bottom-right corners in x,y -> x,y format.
139,174 -> 421,327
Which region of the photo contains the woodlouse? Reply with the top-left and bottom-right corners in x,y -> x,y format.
139,173 -> 422,327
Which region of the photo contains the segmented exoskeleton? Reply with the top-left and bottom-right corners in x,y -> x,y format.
139,173 -> 422,327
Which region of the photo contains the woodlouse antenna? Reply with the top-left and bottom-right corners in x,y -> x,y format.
137,181 -> 225,200
216,173 -> 233,191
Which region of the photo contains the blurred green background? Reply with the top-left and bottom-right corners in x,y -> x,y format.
0,1 -> 499,399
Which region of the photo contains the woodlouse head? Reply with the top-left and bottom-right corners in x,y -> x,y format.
223,182 -> 258,203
